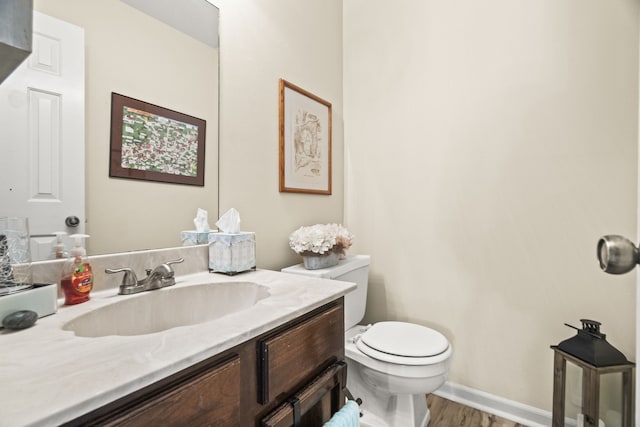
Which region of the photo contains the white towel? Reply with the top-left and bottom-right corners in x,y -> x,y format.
323,400 -> 360,427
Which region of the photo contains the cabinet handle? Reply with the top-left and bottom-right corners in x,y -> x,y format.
287,396 -> 301,427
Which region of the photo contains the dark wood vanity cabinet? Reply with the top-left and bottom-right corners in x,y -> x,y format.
101,356 -> 242,426
65,299 -> 346,427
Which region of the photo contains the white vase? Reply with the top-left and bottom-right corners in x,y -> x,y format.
302,250 -> 340,270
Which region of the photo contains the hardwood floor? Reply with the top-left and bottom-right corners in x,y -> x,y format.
427,395 -> 529,427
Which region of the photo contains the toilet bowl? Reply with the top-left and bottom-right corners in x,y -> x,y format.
282,255 -> 452,427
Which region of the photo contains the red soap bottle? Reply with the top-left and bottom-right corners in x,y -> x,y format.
61,234 -> 93,305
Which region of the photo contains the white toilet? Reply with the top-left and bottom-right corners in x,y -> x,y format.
282,255 -> 452,427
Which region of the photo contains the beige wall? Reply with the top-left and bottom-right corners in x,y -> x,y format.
215,0 -> 344,270
344,0 -> 638,411
34,0 -> 219,255
31,0 -> 639,414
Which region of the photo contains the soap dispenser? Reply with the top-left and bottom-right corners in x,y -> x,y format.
51,231 -> 68,259
61,234 -> 93,305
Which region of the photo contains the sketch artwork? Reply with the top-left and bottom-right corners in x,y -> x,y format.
279,79 -> 331,194
293,109 -> 323,179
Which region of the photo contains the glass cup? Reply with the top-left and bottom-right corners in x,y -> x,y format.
0,217 -> 33,295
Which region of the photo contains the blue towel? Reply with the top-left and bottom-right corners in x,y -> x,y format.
323,400 -> 360,427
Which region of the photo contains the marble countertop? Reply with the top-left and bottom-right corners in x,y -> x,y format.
0,269 -> 355,427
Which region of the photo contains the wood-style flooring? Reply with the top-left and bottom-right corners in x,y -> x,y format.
426,395 -> 529,427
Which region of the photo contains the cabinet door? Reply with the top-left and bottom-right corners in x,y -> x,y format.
258,303 -> 344,403
104,355 -> 241,427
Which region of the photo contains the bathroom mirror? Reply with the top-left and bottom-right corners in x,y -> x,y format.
1,0 -> 219,257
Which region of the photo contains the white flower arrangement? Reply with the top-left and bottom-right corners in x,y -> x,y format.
289,223 -> 353,256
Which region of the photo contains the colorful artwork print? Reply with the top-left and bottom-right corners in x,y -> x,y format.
293,110 -> 323,179
121,107 -> 199,177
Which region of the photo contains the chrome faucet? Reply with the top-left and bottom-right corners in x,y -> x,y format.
105,258 -> 184,295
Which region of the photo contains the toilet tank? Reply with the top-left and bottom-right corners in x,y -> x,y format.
281,255 -> 370,331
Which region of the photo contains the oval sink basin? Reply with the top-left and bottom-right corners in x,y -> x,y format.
62,282 -> 269,337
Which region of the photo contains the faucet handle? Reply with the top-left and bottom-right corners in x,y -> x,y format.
163,258 -> 184,277
165,258 -> 184,268
105,267 -> 138,288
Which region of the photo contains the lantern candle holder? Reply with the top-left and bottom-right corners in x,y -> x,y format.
551,319 -> 634,427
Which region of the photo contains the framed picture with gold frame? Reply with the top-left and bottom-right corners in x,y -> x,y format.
279,79 -> 332,195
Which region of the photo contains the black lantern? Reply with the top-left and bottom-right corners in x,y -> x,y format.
551,319 -> 634,427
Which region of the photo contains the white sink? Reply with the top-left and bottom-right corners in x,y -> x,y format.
62,282 -> 269,337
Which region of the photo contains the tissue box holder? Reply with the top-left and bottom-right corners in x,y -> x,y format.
208,232 -> 256,274
181,230 -> 215,246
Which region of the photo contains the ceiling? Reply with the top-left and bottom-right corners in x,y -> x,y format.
120,0 -> 219,48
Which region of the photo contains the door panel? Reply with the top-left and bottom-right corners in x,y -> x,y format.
0,11 -> 85,260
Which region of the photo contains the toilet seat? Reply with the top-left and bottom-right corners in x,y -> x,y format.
355,321 -> 450,366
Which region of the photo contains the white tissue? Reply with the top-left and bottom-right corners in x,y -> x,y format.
194,208 -> 211,233
216,208 -> 241,234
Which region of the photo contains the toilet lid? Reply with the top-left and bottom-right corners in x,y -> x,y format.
357,321 -> 449,361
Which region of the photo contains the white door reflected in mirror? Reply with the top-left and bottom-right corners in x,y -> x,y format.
0,12 -> 85,261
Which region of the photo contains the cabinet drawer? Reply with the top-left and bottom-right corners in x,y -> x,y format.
104,355 -> 241,427
261,361 -> 347,427
258,303 -> 344,404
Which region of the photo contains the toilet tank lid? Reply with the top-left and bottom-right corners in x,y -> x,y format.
281,254 -> 370,279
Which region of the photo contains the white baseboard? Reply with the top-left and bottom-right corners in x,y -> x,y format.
433,382 -> 552,427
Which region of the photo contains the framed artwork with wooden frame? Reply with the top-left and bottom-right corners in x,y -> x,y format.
109,93 -> 206,186
279,79 -> 332,195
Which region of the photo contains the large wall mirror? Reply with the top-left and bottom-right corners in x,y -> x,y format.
1,0 -> 219,258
